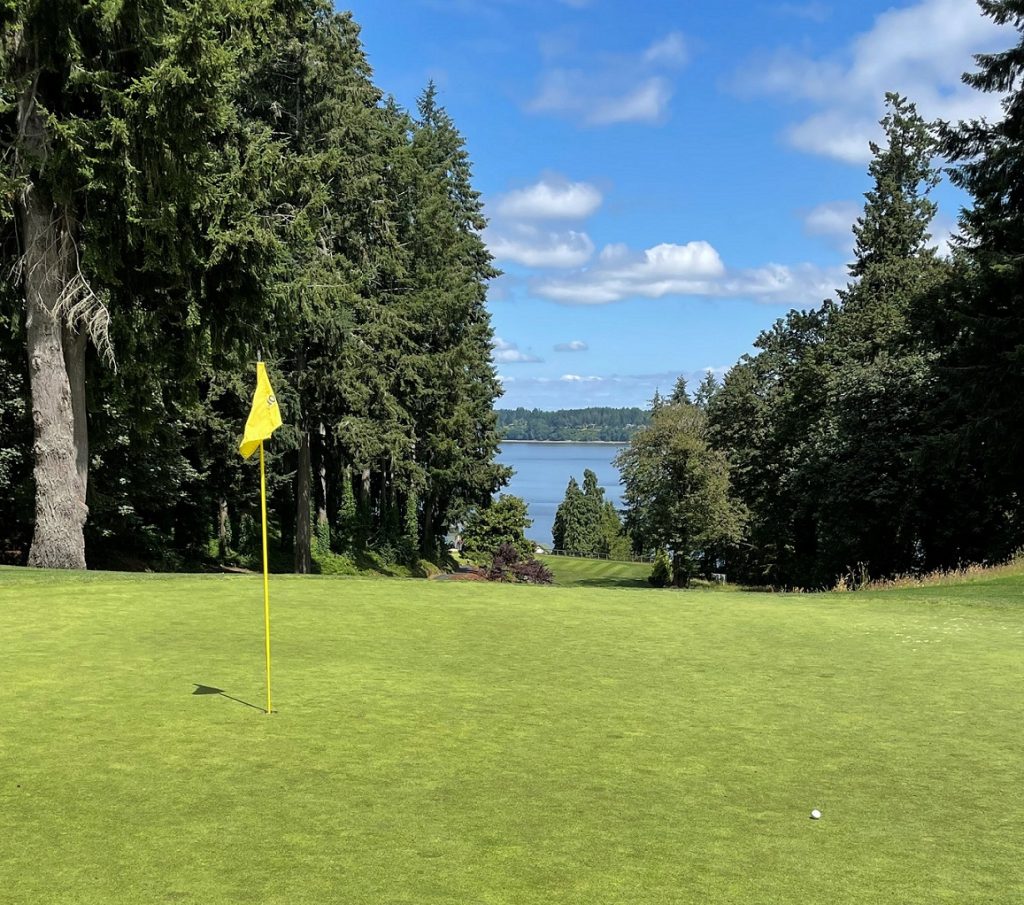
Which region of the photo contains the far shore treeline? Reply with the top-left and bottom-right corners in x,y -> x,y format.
497,408 -> 649,442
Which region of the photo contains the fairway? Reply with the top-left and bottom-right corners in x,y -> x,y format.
539,554 -> 652,588
1,569 -> 1022,904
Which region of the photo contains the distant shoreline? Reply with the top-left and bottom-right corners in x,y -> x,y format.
500,439 -> 627,445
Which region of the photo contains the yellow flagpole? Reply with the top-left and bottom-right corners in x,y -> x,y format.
259,439 -> 273,714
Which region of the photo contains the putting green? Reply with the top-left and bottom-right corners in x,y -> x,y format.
0,567 -> 1021,904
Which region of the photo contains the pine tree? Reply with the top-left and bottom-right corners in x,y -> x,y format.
552,476 -> 586,552
936,1 -> 1024,559
0,1 -> 271,567
812,94 -> 949,581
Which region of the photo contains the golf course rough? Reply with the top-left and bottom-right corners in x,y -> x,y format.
0,566 -> 1021,904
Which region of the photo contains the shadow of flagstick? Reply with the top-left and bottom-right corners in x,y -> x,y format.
193,684 -> 267,713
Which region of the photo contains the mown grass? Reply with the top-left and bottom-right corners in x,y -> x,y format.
0,565 -> 1022,904
538,554 -> 652,588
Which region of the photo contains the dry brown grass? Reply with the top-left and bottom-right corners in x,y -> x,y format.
831,550 -> 1024,592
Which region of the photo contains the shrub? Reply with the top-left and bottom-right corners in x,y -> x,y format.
649,548 -> 671,587
487,543 -> 554,585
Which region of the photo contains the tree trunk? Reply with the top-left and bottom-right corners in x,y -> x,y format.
218,498 -> 230,560
22,190 -> 87,569
16,54 -> 87,569
62,326 -> 89,496
294,428 -> 312,573
313,422 -> 329,546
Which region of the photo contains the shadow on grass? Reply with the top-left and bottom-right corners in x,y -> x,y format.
193,684 -> 265,713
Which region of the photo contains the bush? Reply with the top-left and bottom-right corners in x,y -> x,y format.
487,543 -> 554,585
314,552 -> 358,576
649,549 -> 671,587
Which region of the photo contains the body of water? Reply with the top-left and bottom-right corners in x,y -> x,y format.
496,441 -> 626,546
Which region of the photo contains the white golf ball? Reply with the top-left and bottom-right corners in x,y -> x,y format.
810,809 -> 822,820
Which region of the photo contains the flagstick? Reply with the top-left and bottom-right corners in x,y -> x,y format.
259,439 -> 273,714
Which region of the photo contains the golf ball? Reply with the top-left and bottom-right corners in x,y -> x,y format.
810,809 -> 822,820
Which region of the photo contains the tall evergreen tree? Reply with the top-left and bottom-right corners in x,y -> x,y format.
812,94 -> 949,581
936,0 -> 1024,560
0,0 -> 271,567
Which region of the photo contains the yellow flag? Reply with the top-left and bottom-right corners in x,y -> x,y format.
239,362 -> 283,459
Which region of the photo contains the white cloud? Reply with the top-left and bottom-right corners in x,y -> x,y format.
495,176 -> 602,220
492,337 -> 543,364
643,32 -> 688,67
555,340 -> 589,351
737,0 -> 1011,163
589,77 -> 673,126
528,71 -> 673,126
803,199 -> 861,253
534,239 -> 844,306
804,201 -> 859,239
526,30 -> 687,126
486,224 -> 594,268
560,374 -> 602,382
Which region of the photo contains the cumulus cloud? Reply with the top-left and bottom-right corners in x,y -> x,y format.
555,340 -> 589,351
526,31 -> 688,126
534,239 -> 844,306
486,223 -> 594,268
737,0 -> 1011,163
492,337 -> 543,364
495,177 -> 602,220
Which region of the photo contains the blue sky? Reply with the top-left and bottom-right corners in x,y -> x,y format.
345,0 -> 1009,409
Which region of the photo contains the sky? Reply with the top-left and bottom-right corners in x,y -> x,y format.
345,0 -> 1011,409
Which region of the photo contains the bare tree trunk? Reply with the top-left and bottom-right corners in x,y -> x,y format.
313,422 -> 329,545
294,428 -> 312,574
15,43 -> 88,569
22,189 -> 87,569
218,498 -> 230,560
62,326 -> 88,496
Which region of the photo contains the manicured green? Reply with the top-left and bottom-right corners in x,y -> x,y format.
539,554 -> 653,588
1,566 -> 1022,904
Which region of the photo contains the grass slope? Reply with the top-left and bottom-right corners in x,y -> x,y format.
538,554 -> 652,588
1,567 -> 1022,904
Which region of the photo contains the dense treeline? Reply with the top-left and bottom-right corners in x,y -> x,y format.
551,469 -> 630,558
0,2 -> 506,571
497,407 -> 649,442
618,2 -> 1024,588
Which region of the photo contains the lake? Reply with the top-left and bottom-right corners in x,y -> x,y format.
496,441 -> 626,546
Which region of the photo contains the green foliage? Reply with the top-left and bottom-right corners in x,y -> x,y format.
460,494 -> 533,563
0,5 -> 508,574
932,3 -> 1024,564
552,469 -> 628,556
707,94 -> 950,588
648,548 -> 671,588
618,391 -> 745,587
